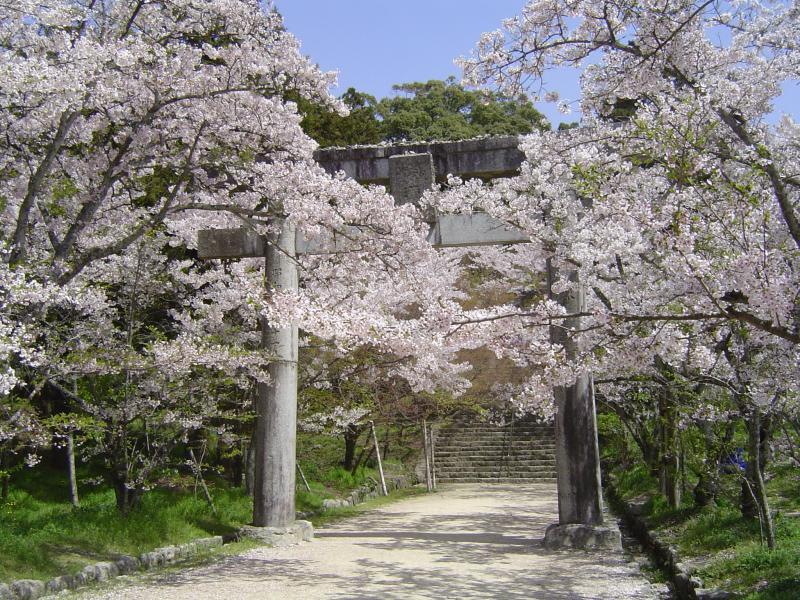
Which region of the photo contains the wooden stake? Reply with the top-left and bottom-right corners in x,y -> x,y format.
370,420 -> 388,496
189,448 -> 217,516
429,424 -> 436,491
422,418 -> 432,492
296,463 -> 311,493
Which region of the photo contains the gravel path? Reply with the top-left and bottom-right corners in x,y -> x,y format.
81,483 -> 666,599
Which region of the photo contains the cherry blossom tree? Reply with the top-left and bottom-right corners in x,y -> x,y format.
424,0 -> 799,545
1,0 -> 472,510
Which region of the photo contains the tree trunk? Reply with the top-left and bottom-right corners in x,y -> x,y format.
342,424 -> 360,471
744,409 -> 776,548
111,470 -> 142,514
658,387 -> 681,508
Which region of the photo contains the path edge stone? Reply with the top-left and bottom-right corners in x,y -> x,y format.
605,481 -> 735,600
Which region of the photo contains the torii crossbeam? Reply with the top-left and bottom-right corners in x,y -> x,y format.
197,137 -> 619,549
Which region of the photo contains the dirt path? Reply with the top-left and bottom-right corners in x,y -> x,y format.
81,483 -> 666,599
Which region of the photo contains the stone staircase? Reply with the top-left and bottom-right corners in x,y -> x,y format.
433,420 -> 556,483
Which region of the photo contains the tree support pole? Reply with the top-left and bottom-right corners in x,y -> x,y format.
370,420 -> 388,496
253,220 -> 298,528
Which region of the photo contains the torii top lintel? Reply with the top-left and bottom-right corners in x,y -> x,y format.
313,135 -> 524,189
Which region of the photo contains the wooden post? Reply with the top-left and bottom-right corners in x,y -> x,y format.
370,420 -> 388,496
429,423 -> 436,490
189,448 -> 217,516
296,463 -> 311,493
422,418 -> 432,492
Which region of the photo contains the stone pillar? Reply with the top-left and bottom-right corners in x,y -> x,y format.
544,263 -> 619,550
389,153 -> 434,205
253,219 -> 298,527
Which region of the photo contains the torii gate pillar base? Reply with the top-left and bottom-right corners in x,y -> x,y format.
544,372 -> 620,551
543,523 -> 621,551
240,521 -> 314,547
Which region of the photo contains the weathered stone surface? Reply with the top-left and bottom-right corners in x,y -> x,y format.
0,583 -> 11,600
197,228 -> 265,259
240,520 -> 314,546
92,561 -> 119,582
388,153 -> 434,205
79,565 -> 97,583
427,213 -> 529,248
322,498 -> 350,510
10,579 -> 45,600
45,575 -> 74,593
695,590 -> 733,600
194,536 -> 224,550
159,546 -> 177,563
543,523 -> 622,551
139,551 -> 162,569
314,136 -> 524,184
114,555 -> 140,574
295,520 -> 314,542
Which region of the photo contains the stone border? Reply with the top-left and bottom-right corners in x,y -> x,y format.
605,483 -> 734,600
316,475 -> 413,513
0,475 -> 416,600
0,535 -> 228,600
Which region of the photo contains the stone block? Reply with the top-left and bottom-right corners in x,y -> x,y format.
114,555 -> 140,574
92,561 -> 118,582
295,520 -> 314,542
79,565 -> 97,583
139,551 -> 161,569
45,575 -> 74,593
695,590 -> 733,600
10,580 -> 45,600
0,583 -> 11,600
240,521 -> 314,546
159,546 -> 177,563
195,536 -> 223,550
543,523 -> 622,551
389,153 -> 434,205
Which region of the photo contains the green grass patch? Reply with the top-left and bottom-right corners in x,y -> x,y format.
0,469 -> 253,584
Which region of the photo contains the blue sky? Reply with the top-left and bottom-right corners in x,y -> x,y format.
275,1 -> 797,127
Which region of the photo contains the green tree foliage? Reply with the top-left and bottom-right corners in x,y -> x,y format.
378,78 -> 549,142
299,88 -> 385,148
300,78 -> 550,147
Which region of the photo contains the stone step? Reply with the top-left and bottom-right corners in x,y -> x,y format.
436,440 -> 555,446
436,473 -> 556,483
436,467 -> 557,474
435,461 -> 556,469
435,446 -> 555,454
436,466 -> 557,473
435,452 -> 555,459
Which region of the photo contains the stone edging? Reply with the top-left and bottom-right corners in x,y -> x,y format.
605,483 -> 734,600
0,535 -> 231,600
1,475 -> 416,600
315,475 -> 413,513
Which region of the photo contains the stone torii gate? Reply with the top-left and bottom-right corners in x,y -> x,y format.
197,136 -> 619,549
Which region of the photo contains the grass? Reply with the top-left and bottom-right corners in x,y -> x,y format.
0,468 -> 253,584
607,459 -> 800,599
1,453 -> 418,584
